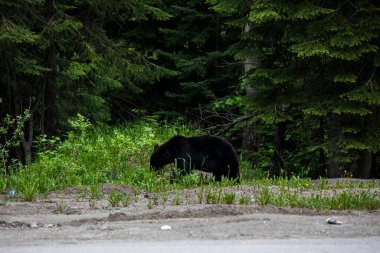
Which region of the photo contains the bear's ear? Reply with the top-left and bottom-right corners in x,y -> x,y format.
153,144 -> 159,151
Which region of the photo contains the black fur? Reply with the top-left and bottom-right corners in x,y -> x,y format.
150,135 -> 240,181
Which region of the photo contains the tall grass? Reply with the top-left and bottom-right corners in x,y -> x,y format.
2,116 -> 202,198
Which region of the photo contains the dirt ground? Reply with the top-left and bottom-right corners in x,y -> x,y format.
0,179 -> 379,246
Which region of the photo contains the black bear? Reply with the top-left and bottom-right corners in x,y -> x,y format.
150,135 -> 240,181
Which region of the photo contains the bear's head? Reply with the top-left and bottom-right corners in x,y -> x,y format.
149,143 -> 174,170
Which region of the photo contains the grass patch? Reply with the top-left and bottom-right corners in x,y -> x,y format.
108,190 -> 124,207
0,117 -> 379,211
253,185 -> 380,211
1,118 -> 202,196
223,192 -> 236,204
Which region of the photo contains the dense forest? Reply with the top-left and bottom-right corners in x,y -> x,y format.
1,0 -> 379,179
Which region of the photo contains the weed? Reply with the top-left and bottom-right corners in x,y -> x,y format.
147,199 -> 154,209
161,192 -> 169,207
75,185 -> 88,200
133,190 -> 140,202
54,201 -> 70,214
205,188 -> 216,204
180,173 -> 203,188
152,193 -> 159,206
18,181 -> 37,202
89,200 -> 96,209
74,194 -> 82,201
223,192 -> 236,204
197,185 -> 204,204
121,194 -> 132,207
367,179 -> 378,189
89,184 -> 103,200
238,196 -> 251,205
288,191 -> 300,208
184,192 -> 191,205
108,190 -> 123,207
173,191 -> 181,205
204,187 -> 222,204
220,177 -> 238,187
318,177 -> 329,190
256,186 -> 272,206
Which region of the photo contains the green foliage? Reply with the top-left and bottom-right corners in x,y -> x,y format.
89,184 -> 104,200
108,190 -> 124,207
0,19 -> 40,44
209,0 -> 380,177
254,184 -> 380,211
127,0 -> 242,118
54,201 -> 70,214
238,196 -> 251,205
257,186 -> 271,205
222,191 -> 236,204
0,0 -> 176,169
3,117 -> 201,195
1,0 -> 379,181
173,191 -> 182,205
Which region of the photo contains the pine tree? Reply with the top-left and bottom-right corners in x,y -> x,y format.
123,0 -> 242,121
210,0 -> 380,178
0,0 -> 172,165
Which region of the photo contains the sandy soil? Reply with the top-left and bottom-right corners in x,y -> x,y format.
0,179 -> 379,246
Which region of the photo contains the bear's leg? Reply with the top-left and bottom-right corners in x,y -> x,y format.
213,171 -> 222,181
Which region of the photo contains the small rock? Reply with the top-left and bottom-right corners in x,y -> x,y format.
160,225 -> 171,230
29,222 -> 38,228
45,224 -> 55,228
326,218 -> 342,225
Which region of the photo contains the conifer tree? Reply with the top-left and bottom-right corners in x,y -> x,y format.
209,0 -> 380,178
124,0 -> 242,120
0,0 -> 172,165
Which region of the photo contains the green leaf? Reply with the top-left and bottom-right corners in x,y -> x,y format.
330,45 -> 378,61
16,58 -> 50,76
48,20 -> 83,35
249,9 -> 282,24
333,104 -> 372,116
342,89 -> 380,105
333,74 -> 357,83
64,61 -> 91,80
0,20 -> 40,44
207,0 -> 240,14
292,4 -> 333,20
290,41 -> 329,58
145,5 -> 173,21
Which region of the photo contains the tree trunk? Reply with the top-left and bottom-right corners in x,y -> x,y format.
20,113 -> 34,165
270,121 -> 287,177
357,150 -> 372,179
242,23 -> 261,152
327,113 -> 343,178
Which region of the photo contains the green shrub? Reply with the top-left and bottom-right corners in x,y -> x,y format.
4,117 -> 201,197
223,192 -> 236,204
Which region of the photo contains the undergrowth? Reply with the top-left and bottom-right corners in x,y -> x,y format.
0,115 -> 379,211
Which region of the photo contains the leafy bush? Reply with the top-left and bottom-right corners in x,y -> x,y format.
2,115 -> 202,197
